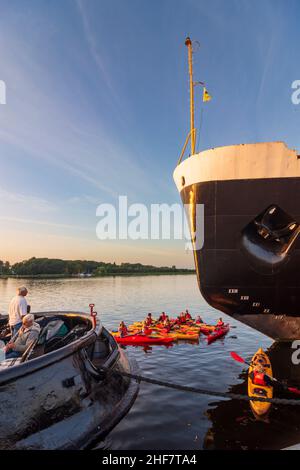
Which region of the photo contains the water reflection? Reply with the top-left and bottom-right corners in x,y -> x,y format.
0,276 -> 276,449
204,342 -> 300,450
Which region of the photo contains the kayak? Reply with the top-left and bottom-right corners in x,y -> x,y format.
199,325 -> 216,335
206,324 -> 229,344
167,332 -> 199,341
114,334 -> 174,345
112,327 -> 199,342
248,347 -> 273,417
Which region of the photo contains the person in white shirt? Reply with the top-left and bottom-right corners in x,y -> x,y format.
8,286 -> 28,336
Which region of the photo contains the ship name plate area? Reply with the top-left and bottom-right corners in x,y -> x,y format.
101,453 -> 197,466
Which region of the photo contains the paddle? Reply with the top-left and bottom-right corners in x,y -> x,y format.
230,351 -> 300,396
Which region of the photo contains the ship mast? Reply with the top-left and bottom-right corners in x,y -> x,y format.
185,37 -> 196,155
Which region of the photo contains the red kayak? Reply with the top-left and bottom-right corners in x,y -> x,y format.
115,334 -> 174,345
206,324 -> 230,344
200,326 -> 215,336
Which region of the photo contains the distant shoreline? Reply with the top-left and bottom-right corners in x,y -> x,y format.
1,271 -> 196,280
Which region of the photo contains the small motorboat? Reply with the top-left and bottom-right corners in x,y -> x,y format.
0,307 -> 139,449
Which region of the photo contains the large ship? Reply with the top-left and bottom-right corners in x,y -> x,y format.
174,38 -> 300,341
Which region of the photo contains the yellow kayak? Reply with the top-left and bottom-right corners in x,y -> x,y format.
248,347 -> 273,417
111,329 -> 198,341
167,332 -> 199,341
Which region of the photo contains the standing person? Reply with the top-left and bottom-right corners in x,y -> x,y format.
8,286 -> 28,336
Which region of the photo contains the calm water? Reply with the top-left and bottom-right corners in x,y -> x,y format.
1,275 -> 300,450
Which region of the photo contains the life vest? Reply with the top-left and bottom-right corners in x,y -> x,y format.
119,326 -> 128,337
145,317 -> 152,326
253,372 -> 267,386
217,321 -> 224,327
142,327 -> 152,335
185,313 -> 192,320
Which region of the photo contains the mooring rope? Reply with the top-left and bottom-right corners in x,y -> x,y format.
108,369 -> 300,405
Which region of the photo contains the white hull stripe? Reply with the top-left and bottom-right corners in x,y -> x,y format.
173,141 -> 300,191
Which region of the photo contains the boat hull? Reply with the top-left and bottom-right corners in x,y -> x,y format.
174,142 -> 300,341
0,312 -> 139,449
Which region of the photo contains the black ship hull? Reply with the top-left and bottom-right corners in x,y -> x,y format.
179,176 -> 300,340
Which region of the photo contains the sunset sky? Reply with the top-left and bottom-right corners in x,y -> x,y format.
0,0 -> 299,267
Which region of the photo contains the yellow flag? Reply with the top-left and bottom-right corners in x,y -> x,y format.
203,87 -> 212,102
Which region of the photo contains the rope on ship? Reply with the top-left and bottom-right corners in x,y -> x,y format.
105,368 -> 300,406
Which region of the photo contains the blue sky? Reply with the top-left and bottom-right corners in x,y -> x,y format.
0,0 -> 299,266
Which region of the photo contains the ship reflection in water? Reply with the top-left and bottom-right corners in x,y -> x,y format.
204,342 -> 300,450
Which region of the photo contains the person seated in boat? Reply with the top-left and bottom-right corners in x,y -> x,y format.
250,364 -> 273,387
216,318 -> 224,328
162,316 -> 172,332
141,321 -> 152,336
185,309 -> 192,321
178,312 -> 186,325
8,286 -> 29,336
175,312 -> 186,325
4,314 -> 40,360
195,315 -> 203,324
118,321 -> 128,337
158,312 -> 167,322
144,313 -> 153,327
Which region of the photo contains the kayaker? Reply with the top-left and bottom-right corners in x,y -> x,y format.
185,309 -> 192,321
177,312 -> 186,324
162,316 -> 172,332
145,313 -> 153,327
195,315 -> 203,324
158,312 -> 167,322
216,317 -> 224,328
118,321 -> 128,337
141,321 -> 152,336
250,364 -> 273,387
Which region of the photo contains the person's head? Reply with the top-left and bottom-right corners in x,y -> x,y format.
219,317 -> 222,321
22,313 -> 34,328
254,364 -> 264,374
17,286 -> 28,297
119,321 -> 124,327
147,313 -> 152,317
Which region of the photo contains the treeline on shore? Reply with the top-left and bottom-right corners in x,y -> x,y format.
0,257 -> 195,278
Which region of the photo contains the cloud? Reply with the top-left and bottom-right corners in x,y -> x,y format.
0,187 -> 57,212
75,0 -> 117,98
0,215 -> 90,232
66,194 -> 100,205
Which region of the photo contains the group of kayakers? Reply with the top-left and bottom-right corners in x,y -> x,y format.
118,310 -> 224,338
